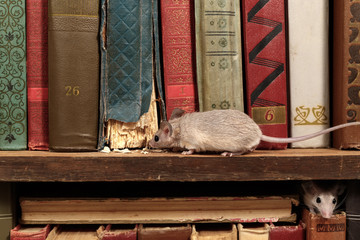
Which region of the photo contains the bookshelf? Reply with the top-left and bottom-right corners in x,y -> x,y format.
0,149 -> 359,182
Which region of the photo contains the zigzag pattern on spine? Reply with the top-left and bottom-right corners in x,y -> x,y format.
247,0 -> 285,106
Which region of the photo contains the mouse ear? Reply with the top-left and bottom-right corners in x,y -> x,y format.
334,183 -> 346,195
170,108 -> 186,120
160,121 -> 173,136
301,181 -> 317,195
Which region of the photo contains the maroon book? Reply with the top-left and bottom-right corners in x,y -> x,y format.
161,0 -> 198,119
269,223 -> 305,240
242,0 -> 288,149
10,225 -> 51,240
26,0 -> 49,150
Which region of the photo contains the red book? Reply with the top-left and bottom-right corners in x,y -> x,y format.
10,225 -> 51,240
160,0 -> 198,119
269,223 -> 305,240
26,0 -> 49,150
242,0 -> 288,149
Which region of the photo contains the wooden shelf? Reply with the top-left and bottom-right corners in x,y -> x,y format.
0,149 -> 360,182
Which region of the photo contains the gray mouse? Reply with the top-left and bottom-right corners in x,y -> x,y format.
301,181 -> 346,218
149,108 -> 360,156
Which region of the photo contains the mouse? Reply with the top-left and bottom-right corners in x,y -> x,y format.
300,181 -> 346,218
149,108 -> 360,156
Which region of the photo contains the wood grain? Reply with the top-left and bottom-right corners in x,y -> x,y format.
0,149 -> 359,182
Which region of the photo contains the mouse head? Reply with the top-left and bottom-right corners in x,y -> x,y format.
302,181 -> 345,219
149,121 -> 175,149
149,108 -> 186,149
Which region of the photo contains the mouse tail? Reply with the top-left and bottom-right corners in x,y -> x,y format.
261,122 -> 360,143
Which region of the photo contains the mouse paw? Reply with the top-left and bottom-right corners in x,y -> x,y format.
221,151 -> 246,157
182,149 -> 195,155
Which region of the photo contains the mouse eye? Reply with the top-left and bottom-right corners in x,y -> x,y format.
155,135 -> 159,142
316,197 -> 321,204
332,198 -> 337,205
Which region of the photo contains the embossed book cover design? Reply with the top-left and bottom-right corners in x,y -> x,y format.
48,0 -> 100,151
288,0 -> 330,148
195,0 -> 244,112
242,0 -> 288,149
161,0 -> 198,119
0,0 -> 27,150
27,0 -> 49,150
333,0 -> 360,149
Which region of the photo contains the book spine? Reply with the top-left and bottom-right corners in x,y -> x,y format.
138,224 -> 191,240
269,223 -> 305,240
333,0 -> 360,149
288,0 -> 330,148
48,0 -> 100,151
191,224 -> 237,240
10,225 -> 51,240
302,209 -> 346,240
0,0 -> 27,150
195,0 -> 244,112
97,225 -> 137,240
242,0 -> 288,149
161,0 -> 198,119
26,0 -> 49,151
238,224 -> 270,240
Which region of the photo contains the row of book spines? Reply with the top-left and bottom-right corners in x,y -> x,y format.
10,223 -> 304,240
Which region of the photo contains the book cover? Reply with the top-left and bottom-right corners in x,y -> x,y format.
238,224 -> 270,240
288,0 -> 330,148
26,0 -> 49,151
269,222 -> 305,240
195,0 -> 244,112
0,0 -> 27,150
138,224 -> 191,240
46,225 -> 98,240
0,183 -> 13,240
10,225 -> 51,240
161,0 -> 198,119
98,0 -> 163,149
97,225 -> 137,240
345,181 -> 360,240
191,224 -> 237,240
333,0 -> 360,149
19,197 -> 295,224
48,0 -> 100,151
301,208 -> 346,240
242,0 -> 288,149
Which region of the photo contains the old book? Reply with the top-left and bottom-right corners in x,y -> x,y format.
46,225 -> 98,240
333,0 -> 360,149
161,0 -> 198,119
0,0 -> 27,150
97,225 -> 137,240
238,224 -> 270,240
98,0 -> 163,149
345,181 -> 360,240
26,0 -> 49,151
0,183 -> 13,240
138,224 -> 191,240
269,222 -> 305,240
48,0 -> 100,151
301,208 -> 346,240
19,197 -> 295,224
242,0 -> 288,149
288,0 -> 330,148
191,224 -> 237,240
195,0 -> 244,112
10,225 -> 51,240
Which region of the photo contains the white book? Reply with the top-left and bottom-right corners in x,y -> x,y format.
288,0 -> 330,148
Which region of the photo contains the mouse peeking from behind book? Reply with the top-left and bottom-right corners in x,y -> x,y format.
149,108 -> 360,156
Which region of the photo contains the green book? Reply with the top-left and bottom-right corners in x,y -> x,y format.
195,0 -> 244,112
0,0 -> 27,150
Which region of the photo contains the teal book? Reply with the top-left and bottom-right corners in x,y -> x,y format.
98,0 -> 164,148
0,0 -> 27,150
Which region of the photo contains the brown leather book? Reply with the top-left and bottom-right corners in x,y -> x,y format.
333,0 -> 360,149
48,0 -> 99,151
